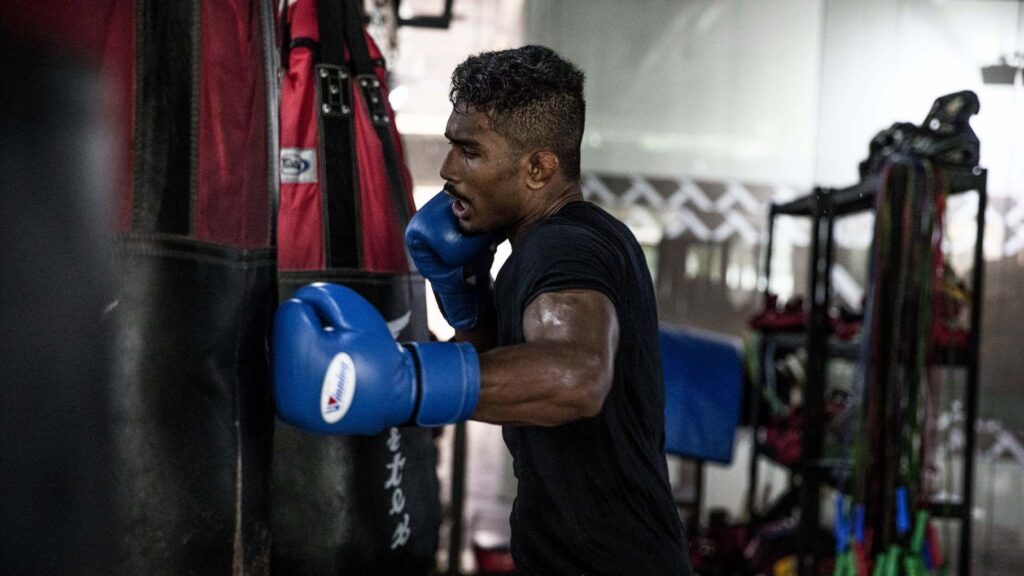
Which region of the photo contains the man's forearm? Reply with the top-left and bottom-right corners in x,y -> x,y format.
471,340 -> 610,427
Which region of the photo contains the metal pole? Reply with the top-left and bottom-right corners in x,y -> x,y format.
448,422 -> 468,576
960,169 -> 987,576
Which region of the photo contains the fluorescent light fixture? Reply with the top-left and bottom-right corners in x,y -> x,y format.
981,58 -> 1019,85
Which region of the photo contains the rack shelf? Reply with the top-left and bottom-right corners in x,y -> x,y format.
773,166 -> 986,217
759,331 -> 860,361
759,330 -> 972,367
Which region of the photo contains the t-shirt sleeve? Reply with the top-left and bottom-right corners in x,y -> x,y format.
516,221 -> 621,312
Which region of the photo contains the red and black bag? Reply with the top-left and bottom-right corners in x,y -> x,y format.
97,0 -> 280,573
272,1 -> 440,574
2,0 -> 436,572
277,0 -> 413,273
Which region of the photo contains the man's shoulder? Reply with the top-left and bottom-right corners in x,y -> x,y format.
552,199 -> 610,224
556,201 -> 635,240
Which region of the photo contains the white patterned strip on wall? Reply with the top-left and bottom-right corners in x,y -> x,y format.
582,172 -> 1023,258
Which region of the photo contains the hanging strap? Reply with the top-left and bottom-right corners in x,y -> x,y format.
315,0 -> 362,268
132,0 -> 199,236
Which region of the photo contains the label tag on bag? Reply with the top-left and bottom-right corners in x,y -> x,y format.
281,147 -> 318,183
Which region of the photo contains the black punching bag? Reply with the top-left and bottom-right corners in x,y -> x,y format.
271,0 -> 442,573
0,27 -> 116,576
272,273 -> 441,575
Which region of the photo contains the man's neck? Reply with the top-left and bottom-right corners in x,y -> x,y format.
507,182 -> 584,247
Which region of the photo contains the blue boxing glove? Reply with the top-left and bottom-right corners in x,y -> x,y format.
273,283 -> 480,435
405,192 -> 496,330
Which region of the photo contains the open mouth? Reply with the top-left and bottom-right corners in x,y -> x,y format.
451,196 -> 469,219
444,185 -> 470,219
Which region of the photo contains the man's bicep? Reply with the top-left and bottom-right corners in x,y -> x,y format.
522,289 -> 619,355
472,289 -> 620,425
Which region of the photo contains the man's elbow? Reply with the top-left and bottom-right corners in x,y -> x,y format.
576,390 -> 606,419
570,365 -> 612,419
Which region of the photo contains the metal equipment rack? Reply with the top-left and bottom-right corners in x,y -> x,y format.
747,166 -> 988,575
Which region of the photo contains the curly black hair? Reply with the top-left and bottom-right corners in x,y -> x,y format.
450,45 -> 586,180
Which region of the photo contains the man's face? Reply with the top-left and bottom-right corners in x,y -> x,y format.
439,106 -> 527,235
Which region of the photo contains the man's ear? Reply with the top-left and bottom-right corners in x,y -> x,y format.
525,150 -> 560,190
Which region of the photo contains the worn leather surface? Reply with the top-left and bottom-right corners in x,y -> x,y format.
109,236 -> 277,575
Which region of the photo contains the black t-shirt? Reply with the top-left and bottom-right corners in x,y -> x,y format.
494,201 -> 690,576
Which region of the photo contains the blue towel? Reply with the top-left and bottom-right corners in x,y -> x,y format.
659,325 -> 744,464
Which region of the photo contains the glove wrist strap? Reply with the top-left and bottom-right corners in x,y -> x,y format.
402,341 -> 481,426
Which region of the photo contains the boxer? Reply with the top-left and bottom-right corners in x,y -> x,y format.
275,45 -> 691,575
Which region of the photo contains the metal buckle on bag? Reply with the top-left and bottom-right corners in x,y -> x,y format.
357,74 -> 390,126
316,64 -> 352,117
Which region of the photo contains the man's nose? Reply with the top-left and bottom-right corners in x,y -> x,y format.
439,150 -> 457,184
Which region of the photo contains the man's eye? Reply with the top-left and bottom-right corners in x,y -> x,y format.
462,147 -> 478,158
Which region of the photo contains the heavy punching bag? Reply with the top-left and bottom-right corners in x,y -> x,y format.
100,0 -> 280,573
273,0 -> 441,573
0,4 -> 117,573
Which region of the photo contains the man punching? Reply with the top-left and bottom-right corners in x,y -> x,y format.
274,45 -> 691,575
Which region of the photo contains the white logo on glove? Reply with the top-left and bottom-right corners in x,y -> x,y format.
321,352 -> 356,424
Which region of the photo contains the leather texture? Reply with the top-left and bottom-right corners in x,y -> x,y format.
110,236 -> 277,575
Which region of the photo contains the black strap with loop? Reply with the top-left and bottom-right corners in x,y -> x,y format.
315,0 -> 361,268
